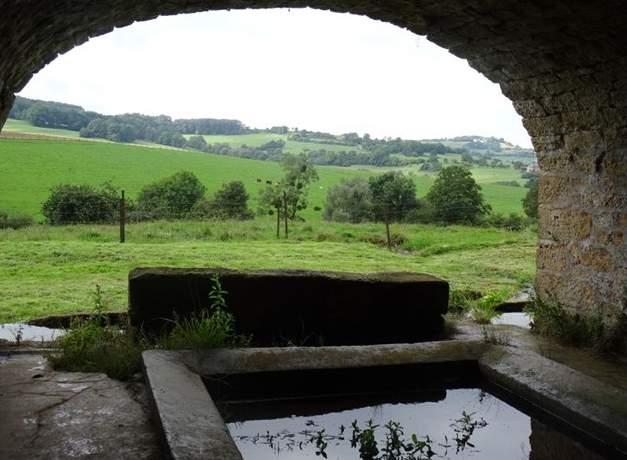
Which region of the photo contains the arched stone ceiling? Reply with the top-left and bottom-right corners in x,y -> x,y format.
1,0 -> 627,128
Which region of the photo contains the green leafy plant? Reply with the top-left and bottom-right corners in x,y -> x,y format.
48,285 -> 145,380
450,411 -> 488,453
92,283 -> 105,317
448,289 -> 481,314
49,277 -> 251,380
163,274 -> 250,350
48,319 -> 145,380
235,413 -> 488,460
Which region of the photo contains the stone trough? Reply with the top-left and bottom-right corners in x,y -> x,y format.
132,268 -> 627,459
129,268 -> 449,346
143,342 -> 627,460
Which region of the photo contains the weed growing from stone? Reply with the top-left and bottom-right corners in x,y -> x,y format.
448,289 -> 481,314
525,298 -> 605,348
162,274 -> 250,350
448,288 -> 511,324
48,319 -> 145,381
49,277 -> 249,380
469,289 -> 510,324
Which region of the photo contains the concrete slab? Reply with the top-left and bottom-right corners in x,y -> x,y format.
0,352 -> 160,460
178,340 -> 487,376
480,346 -> 627,455
142,350 -> 242,460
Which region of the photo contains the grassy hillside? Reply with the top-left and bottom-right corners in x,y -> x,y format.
0,120 -> 528,219
2,118 -> 80,139
0,138 -> 371,220
0,137 -> 527,220
0,120 -> 535,323
188,132 -> 353,154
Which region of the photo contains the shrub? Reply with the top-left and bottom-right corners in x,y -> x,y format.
403,200 -> 433,224
186,135 -> 208,152
42,183 -> 121,224
48,319 -> 144,381
47,285 -> 144,380
189,198 -> 215,219
136,171 -> 206,219
207,181 -> 254,220
324,177 -> 373,223
0,210 -> 34,229
48,277 -> 250,380
483,213 -> 525,231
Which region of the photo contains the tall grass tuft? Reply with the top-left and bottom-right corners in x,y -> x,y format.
47,318 -> 145,381
469,290 -> 510,324
48,277 -> 250,381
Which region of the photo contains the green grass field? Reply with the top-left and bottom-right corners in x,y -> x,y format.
0,219 -> 536,322
0,121 -> 536,324
0,136 -> 526,219
2,119 -> 80,139
189,132 -> 354,154
0,138 -> 373,220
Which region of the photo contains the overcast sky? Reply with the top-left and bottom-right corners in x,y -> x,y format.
19,8 -> 532,147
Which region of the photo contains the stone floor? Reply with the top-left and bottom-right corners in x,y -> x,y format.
0,351 -> 161,460
453,320 -> 627,392
1,321 -> 626,459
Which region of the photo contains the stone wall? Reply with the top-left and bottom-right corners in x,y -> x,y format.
0,1 -> 625,336
128,268 -> 449,345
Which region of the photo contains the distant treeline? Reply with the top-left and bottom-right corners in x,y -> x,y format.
8,96 -> 533,167
196,130 -> 466,167
198,141 -> 462,167
9,96 -> 248,146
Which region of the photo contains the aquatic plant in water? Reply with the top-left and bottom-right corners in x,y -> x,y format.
233,411 -> 488,459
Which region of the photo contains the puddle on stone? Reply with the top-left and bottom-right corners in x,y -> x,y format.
222,388 -> 607,460
0,323 -> 65,342
492,312 -> 531,329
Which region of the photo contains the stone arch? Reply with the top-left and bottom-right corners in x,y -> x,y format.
1,1 -> 625,339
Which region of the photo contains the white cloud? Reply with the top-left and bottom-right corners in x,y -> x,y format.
20,8 -> 532,147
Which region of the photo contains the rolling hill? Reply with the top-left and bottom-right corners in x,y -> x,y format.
0,120 -> 529,220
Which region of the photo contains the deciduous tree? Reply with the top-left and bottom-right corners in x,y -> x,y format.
426,166 -> 490,224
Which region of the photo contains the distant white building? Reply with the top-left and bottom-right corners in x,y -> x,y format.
526,162 -> 540,173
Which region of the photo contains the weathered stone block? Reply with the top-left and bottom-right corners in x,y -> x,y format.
537,242 -> 573,271
576,246 -> 614,272
539,209 -> 592,241
539,174 -> 582,207
129,268 -> 449,346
